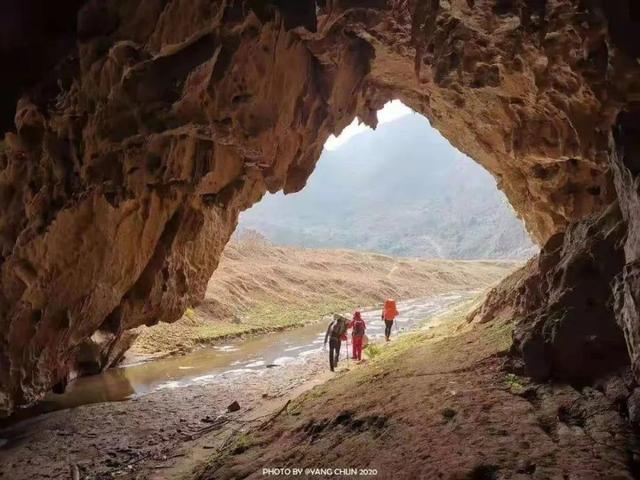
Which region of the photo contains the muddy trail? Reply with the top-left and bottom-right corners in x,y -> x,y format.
0,293 -> 471,480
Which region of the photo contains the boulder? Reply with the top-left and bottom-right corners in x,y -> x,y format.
511,204 -> 629,383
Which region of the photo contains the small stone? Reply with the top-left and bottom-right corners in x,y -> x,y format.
603,375 -> 630,403
227,401 -> 241,412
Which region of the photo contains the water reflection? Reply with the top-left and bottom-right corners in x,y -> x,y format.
49,366 -> 136,407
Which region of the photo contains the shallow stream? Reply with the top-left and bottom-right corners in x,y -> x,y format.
9,292 -> 471,421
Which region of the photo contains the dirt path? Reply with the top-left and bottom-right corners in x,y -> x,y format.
0,295 -> 466,480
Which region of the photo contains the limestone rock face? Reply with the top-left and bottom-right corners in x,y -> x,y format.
0,0 -> 640,415
512,204 -> 628,383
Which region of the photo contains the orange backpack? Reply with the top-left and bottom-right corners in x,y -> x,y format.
383,299 -> 399,320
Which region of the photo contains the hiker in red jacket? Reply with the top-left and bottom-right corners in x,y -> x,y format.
348,311 -> 367,361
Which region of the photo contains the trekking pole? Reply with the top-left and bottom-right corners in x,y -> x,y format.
346,336 -> 349,366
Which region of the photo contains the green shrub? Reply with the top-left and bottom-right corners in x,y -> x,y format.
184,307 -> 197,320
364,343 -> 382,359
504,373 -> 524,393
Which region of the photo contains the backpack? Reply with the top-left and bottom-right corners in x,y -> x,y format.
352,319 -> 365,337
330,319 -> 347,338
383,299 -> 399,320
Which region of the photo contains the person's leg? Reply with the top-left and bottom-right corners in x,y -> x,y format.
329,339 -> 336,371
352,337 -> 357,359
354,337 -> 362,360
335,340 -> 341,366
385,321 -> 392,340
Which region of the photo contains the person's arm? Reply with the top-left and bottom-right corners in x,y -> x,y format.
324,321 -> 333,346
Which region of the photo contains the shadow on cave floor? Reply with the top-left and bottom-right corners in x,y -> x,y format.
3,287 -> 638,480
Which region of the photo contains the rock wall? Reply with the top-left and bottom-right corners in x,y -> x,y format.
511,203 -> 629,383
612,108 -> 640,381
1,0 -> 639,415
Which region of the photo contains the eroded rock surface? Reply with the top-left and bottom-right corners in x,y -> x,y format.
512,204 -> 628,382
1,0 -> 640,415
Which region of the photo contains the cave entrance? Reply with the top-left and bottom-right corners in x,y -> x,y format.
2,0 -> 637,430
102,100 -> 537,402
24,101 -> 536,422
129,100 -> 537,364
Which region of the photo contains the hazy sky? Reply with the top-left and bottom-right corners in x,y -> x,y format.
324,100 -> 414,150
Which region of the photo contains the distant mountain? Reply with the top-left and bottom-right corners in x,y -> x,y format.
239,113 -> 537,260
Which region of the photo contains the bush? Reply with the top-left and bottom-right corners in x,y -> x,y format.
364,343 -> 382,358
184,307 -> 197,320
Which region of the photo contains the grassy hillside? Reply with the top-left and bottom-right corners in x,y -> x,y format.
198,297 -> 633,480
131,233 -> 518,357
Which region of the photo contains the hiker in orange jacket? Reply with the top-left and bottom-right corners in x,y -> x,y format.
382,299 -> 399,341
348,311 -> 366,361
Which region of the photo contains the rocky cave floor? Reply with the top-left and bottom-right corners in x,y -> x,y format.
1,304 -> 639,480
0,353 -> 334,480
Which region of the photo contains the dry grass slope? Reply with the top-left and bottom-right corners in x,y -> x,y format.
131,234 -> 518,357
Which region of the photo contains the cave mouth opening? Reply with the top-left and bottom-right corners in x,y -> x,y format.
238,99 -> 536,261
19,99 -> 539,422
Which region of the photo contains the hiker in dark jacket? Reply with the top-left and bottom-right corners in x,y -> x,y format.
348,311 -> 366,361
324,314 -> 348,372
